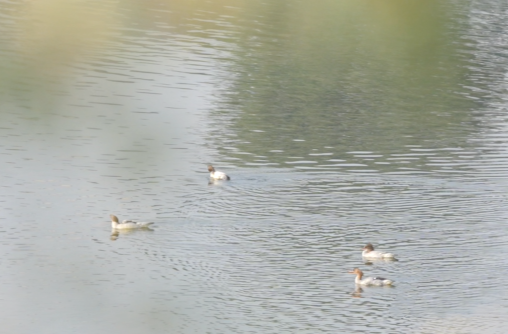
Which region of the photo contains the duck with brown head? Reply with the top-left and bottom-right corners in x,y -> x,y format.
110,214 -> 154,230
362,243 -> 396,259
348,268 -> 394,286
208,165 -> 230,180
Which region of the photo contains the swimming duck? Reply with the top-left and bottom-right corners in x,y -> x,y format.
348,268 -> 394,286
362,243 -> 396,259
110,214 -> 154,229
208,165 -> 230,180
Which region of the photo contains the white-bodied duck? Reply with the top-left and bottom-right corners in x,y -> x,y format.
110,214 -> 154,230
348,268 -> 394,286
208,165 -> 230,180
362,243 -> 396,259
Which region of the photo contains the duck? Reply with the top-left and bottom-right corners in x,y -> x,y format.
348,268 -> 394,286
208,165 -> 230,180
110,214 -> 154,230
362,243 -> 396,259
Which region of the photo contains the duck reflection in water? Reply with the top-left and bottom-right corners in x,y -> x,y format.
208,179 -> 227,186
110,227 -> 155,241
351,286 -> 364,298
363,257 -> 399,265
110,230 -> 119,241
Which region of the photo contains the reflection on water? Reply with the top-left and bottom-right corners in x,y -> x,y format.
350,286 -> 364,299
1,0 -> 508,333
363,257 -> 399,266
110,227 -> 155,241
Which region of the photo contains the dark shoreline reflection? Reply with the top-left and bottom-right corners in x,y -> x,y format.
206,1 -> 484,175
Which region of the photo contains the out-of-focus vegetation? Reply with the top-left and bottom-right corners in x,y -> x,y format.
1,0 -> 451,83
2,1 -> 118,81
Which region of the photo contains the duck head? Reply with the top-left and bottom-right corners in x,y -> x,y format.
348,268 -> 364,279
363,243 -> 374,253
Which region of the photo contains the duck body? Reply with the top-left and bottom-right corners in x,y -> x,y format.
349,268 -> 393,286
110,214 -> 154,230
362,243 -> 395,259
208,165 -> 230,180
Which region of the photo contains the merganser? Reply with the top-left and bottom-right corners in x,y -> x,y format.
110,214 -> 154,230
362,243 -> 396,259
208,165 -> 230,180
348,268 -> 394,286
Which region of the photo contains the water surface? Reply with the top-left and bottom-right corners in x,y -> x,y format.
1,0 -> 508,333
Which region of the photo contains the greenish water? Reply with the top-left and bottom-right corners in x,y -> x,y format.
1,0 -> 508,333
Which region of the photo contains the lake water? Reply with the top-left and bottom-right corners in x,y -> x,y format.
1,0 -> 508,333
